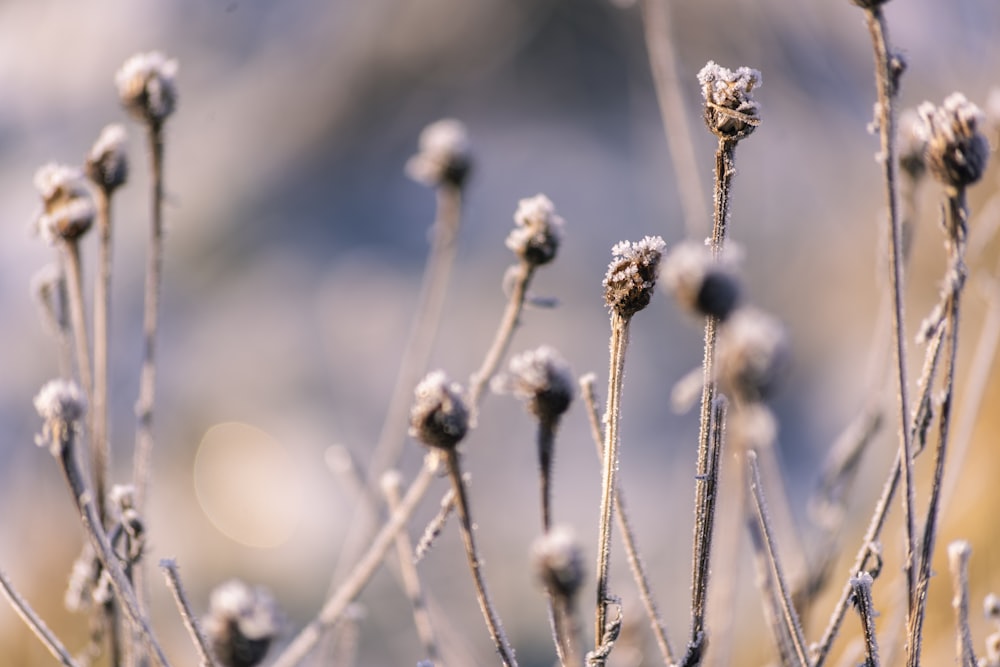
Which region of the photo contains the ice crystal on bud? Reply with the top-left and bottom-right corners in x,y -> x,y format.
603,236 -> 666,318
204,579 -> 281,667
409,370 -> 469,450
33,163 -> 95,244
698,61 -> 762,139
494,345 -> 574,424
34,379 -> 86,455
116,51 -> 179,124
506,194 -> 564,266
86,124 -> 128,192
405,118 -> 472,188
662,241 -> 742,320
532,525 -> 584,600
916,92 -> 990,189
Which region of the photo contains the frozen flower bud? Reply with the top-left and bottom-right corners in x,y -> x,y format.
34,379 -> 86,455
915,93 -> 990,189
33,163 -> 95,244
506,194 -> 565,266
698,61 -> 762,140
532,525 -> 584,601
717,307 -> 789,402
115,51 -> 179,125
495,346 -> 574,424
898,109 -> 928,184
405,118 -> 472,189
985,593 -> 1000,621
204,579 -> 281,667
662,241 -> 742,320
603,235 -> 666,318
85,124 -> 128,193
409,371 -> 469,450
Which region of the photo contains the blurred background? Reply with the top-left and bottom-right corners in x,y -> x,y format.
1,0 -> 999,665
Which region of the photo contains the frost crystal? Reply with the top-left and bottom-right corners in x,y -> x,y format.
916,93 -> 990,189
698,61 -> 762,139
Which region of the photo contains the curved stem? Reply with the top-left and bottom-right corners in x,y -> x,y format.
0,569 -> 80,667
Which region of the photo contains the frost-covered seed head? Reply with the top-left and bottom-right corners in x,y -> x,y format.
532,525 -> 584,601
916,93 -> 990,189
603,236 -> 666,318
506,194 -> 565,266
34,379 -> 86,455
698,61 -> 762,140
717,308 -> 789,402
898,109 -> 928,183
204,579 -> 281,667
662,241 -> 742,320
33,163 -> 95,244
85,124 -> 128,192
986,632 -> 1000,666
116,52 -> 178,125
409,371 -> 469,450
728,402 -> 778,452
985,593 -> 1000,621
495,346 -> 574,424
405,119 -> 472,189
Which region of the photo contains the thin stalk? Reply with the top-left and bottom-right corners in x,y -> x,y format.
382,473 -> 441,665
133,120 -> 166,510
442,449 -> 518,666
92,185 -> 113,522
467,260 -> 536,420
863,5 -> 916,607
159,559 -> 218,667
639,0 -> 709,236
580,374 -> 675,666
947,541 -> 977,667
61,240 -> 95,425
906,190 -> 969,667
0,569 -> 80,667
368,185 -> 463,482
594,313 -> 631,655
270,461 -> 437,667
549,592 -> 582,667
746,450 -> 809,667
849,573 -> 880,667
537,420 -> 556,532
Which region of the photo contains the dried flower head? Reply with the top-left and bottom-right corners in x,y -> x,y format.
532,525 -> 585,601
727,402 -> 778,452
915,93 -> 990,189
662,241 -> 742,320
85,124 -> 129,193
506,194 -> 565,266
985,593 -> 1000,622
717,307 -> 789,402
494,346 -> 574,424
405,118 -> 472,189
204,579 -> 281,667
115,51 -> 179,125
33,379 -> 86,455
409,370 -> 469,450
33,163 -> 95,244
898,108 -> 928,184
603,236 -> 666,318
698,61 -> 762,140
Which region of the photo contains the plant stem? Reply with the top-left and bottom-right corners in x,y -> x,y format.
947,541 -> 977,667
92,185 -> 113,525
594,313 -> 631,655
863,5 -> 917,609
581,374 -> 676,666
368,184 -> 463,483
537,420 -> 555,532
61,240 -> 94,429
906,189 -> 969,667
849,573 -> 880,667
0,569 -> 80,667
443,448 -> 518,666
271,461 -> 437,667
159,559 -> 218,667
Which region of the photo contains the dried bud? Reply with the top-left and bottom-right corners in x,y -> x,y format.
33,163 -> 95,244
34,379 -> 86,455
662,241 -> 742,320
494,346 -> 574,424
85,124 -> 129,193
506,194 -> 564,266
916,93 -> 990,189
727,402 -> 777,452
898,108 -> 928,184
985,593 -> 1000,621
717,307 -> 789,402
698,61 -> 762,140
409,371 -> 469,450
532,525 -> 584,601
405,119 -> 472,189
204,580 -> 281,667
603,236 -> 666,318
115,51 -> 179,125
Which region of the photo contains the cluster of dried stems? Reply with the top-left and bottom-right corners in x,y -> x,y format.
3,2 -> 1000,667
